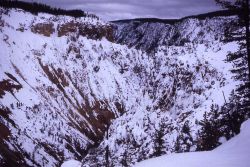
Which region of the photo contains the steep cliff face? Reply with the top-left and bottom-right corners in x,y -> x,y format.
112,11 -> 237,52
82,12 -> 240,166
0,7 -> 240,167
0,8 -> 141,167
82,43 -> 238,166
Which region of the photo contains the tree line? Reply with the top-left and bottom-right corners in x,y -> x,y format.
0,0 -> 98,18
197,0 -> 250,151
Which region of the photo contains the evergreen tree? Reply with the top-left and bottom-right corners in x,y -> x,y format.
212,1 -> 250,144
0,0 -> 93,18
215,0 -> 249,68
137,148 -> 147,162
105,123 -> 110,167
215,0 -> 250,118
174,135 -> 182,153
219,91 -> 248,138
121,150 -> 128,167
151,121 -> 166,157
174,121 -> 193,152
197,105 -> 221,151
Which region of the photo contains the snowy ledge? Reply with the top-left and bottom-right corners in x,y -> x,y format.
61,160 -> 81,167
134,119 -> 250,167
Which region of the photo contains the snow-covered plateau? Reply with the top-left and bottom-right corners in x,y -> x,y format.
0,6 -> 245,167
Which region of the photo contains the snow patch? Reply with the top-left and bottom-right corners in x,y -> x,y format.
61,160 -> 81,167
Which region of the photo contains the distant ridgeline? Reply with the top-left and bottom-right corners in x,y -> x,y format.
112,9 -> 240,24
0,0 -> 98,18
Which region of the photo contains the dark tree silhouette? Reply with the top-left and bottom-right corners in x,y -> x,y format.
214,1 -> 249,75
105,123 -> 110,167
197,105 -> 221,151
214,0 -> 250,126
174,121 -> 194,152
120,150 -> 128,167
150,121 -> 166,157
0,0 -> 98,18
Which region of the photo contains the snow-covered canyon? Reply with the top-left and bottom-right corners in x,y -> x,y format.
0,5 -> 245,167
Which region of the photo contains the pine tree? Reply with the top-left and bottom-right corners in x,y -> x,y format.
220,91 -> 247,138
174,121 -> 193,152
174,135 -> 182,153
121,150 -> 128,167
197,105 -> 221,151
105,124 -> 110,167
214,0 -> 250,130
215,0 -> 249,68
151,121 -> 166,157
137,148 -> 147,162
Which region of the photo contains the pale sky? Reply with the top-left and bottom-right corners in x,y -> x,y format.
23,0 -> 221,21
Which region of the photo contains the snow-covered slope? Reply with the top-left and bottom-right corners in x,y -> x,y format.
0,7 -> 240,167
135,119 -> 250,167
112,11 -> 237,52
81,12 -> 241,167
61,160 -> 81,167
0,8 -> 144,166
82,15 -> 240,167
82,41 -> 239,167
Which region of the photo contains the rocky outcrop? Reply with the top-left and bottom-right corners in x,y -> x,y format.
57,21 -> 78,37
57,21 -> 114,42
0,7 -> 132,165
31,22 -> 55,37
0,73 -> 22,98
79,24 -> 114,42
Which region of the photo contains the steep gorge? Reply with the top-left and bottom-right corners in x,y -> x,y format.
0,6 -> 241,167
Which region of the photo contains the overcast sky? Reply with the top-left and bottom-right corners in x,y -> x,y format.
24,0 -> 222,21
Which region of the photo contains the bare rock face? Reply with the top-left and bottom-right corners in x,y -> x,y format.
31,22 -> 55,37
79,24 -> 114,42
0,122 -> 10,140
0,73 -> 22,98
57,21 -> 78,37
57,21 -> 114,42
